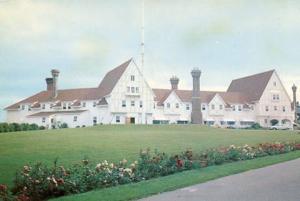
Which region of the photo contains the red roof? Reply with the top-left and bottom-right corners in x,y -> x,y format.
5,59 -> 132,110
227,70 -> 274,102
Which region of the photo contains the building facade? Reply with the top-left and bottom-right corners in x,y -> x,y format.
4,59 -> 296,128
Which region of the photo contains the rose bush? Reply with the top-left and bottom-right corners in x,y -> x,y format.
1,141 -> 297,201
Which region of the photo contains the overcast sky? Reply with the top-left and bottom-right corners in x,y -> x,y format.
1,0 -> 300,121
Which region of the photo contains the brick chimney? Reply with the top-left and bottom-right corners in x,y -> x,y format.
292,84 -> 297,123
170,76 -> 179,90
45,78 -> 54,91
191,68 -> 202,124
51,69 -> 60,98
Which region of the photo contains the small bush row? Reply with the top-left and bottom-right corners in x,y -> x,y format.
0,123 -> 46,133
1,142 -> 300,201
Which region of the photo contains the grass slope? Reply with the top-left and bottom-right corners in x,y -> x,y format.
52,151 -> 300,201
1,125 -> 300,187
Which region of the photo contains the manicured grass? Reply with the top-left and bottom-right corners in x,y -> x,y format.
1,125 -> 300,189
52,151 -> 300,201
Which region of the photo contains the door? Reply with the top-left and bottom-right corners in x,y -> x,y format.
130,117 -> 135,124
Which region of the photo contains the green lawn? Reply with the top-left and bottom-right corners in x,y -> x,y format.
1,125 -> 300,189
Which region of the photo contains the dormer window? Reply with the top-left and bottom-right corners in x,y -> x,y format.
42,104 -> 45,109
82,102 -> 86,107
28,105 -> 31,111
176,103 -> 179,108
238,105 -> 242,111
131,75 -> 135,81
219,105 -> 223,110
93,102 -> 97,107
186,104 -> 190,110
63,103 -> 67,110
202,104 -> 206,111
273,81 -> 276,87
21,105 -> 25,110
167,103 -> 170,108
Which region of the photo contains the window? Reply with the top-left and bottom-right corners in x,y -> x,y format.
131,100 -> 135,107
63,103 -> 67,110
82,102 -> 86,107
139,101 -> 143,108
122,100 -> 126,107
127,86 -> 130,93
232,105 -> 236,111
274,106 -> 277,111
131,87 -> 135,93
93,102 -> 97,107
21,105 -> 25,110
202,105 -> 206,111
28,105 -> 31,111
264,119 -> 268,124
219,105 -> 223,110
68,103 -> 71,109
73,116 -> 77,122
186,104 -> 190,110
131,75 -> 135,81
116,116 -> 120,123
211,104 -> 215,110
93,117 -> 97,125
283,106 -> 286,112
42,104 -> 45,109
167,103 -> 170,108
238,105 -> 242,111
42,117 -> 46,123
273,81 -> 277,87
265,106 -> 269,112
136,87 -> 139,93
176,103 -> 179,108
272,94 -> 279,100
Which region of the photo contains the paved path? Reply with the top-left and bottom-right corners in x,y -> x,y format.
139,158 -> 300,201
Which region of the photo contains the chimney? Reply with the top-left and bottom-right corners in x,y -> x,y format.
170,76 -> 179,90
191,68 -> 202,124
45,78 -> 54,91
51,69 -> 60,98
292,84 -> 297,123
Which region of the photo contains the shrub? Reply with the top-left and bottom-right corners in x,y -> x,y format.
59,123 -> 68,129
9,141 -> 300,201
250,123 -> 262,129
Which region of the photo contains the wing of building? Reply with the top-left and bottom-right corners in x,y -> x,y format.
4,59 -> 296,128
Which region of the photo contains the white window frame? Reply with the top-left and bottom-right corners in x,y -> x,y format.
131,100 -> 135,107
131,75 -> 135,81
122,100 -> 126,107
116,116 -> 120,123
73,116 -> 78,122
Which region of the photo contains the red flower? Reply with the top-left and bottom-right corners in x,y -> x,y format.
57,178 -> 65,185
295,144 -> 300,150
0,184 -> 7,192
17,194 -> 30,201
176,159 -> 183,168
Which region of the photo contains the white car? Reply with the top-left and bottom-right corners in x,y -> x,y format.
270,124 -> 291,130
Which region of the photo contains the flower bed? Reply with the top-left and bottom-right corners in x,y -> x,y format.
1,142 -> 300,201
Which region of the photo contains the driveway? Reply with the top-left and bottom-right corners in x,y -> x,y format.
139,158 -> 300,201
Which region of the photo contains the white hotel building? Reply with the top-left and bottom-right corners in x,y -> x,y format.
4,59 -> 296,128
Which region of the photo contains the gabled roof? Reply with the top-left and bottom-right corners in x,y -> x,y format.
98,58 -> 132,97
227,70 -> 275,102
152,89 -> 248,105
28,110 -> 87,117
5,59 -> 133,110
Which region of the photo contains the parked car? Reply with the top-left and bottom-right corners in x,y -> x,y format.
270,124 -> 291,130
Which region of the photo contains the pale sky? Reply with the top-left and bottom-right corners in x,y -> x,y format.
1,0 -> 300,121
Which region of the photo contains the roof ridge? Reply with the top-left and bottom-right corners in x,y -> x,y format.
231,69 -> 275,82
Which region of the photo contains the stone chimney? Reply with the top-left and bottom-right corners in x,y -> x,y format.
45,78 -> 54,91
170,76 -> 179,90
191,68 -> 202,124
51,69 -> 60,98
292,84 -> 297,123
